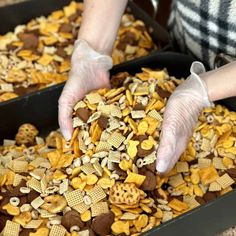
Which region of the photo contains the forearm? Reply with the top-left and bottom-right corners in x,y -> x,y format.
78,0 -> 128,55
201,61 -> 236,101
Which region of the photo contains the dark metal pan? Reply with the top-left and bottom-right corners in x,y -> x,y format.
0,52 -> 194,140
1,50 -> 235,139
145,189 -> 236,236
1,52 -> 236,236
0,0 -> 171,105
0,0 -> 170,49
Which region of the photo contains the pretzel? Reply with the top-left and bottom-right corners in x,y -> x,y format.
18,123 -> 39,137
15,123 -> 39,145
109,182 -> 140,206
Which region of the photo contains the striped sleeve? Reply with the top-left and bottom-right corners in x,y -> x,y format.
168,0 -> 236,69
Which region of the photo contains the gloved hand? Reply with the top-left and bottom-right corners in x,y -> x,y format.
58,39 -> 112,140
156,62 -> 212,173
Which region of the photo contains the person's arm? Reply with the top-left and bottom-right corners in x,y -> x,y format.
58,0 -> 128,140
79,0 -> 128,55
156,61 -> 236,173
202,61 -> 236,101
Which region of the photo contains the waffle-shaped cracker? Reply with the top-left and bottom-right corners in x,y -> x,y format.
49,225 -> 66,236
87,185 -> 106,204
95,141 -> 112,152
108,132 -> 125,148
80,163 -> 96,175
209,181 -> 222,192
13,174 -> 26,187
148,109 -> 163,121
212,157 -> 226,170
91,201 -> 109,217
27,178 -> 42,193
216,173 -> 235,189
3,220 -> 20,236
64,189 -> 84,207
73,202 -> 90,214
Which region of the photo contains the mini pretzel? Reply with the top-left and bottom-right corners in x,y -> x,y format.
41,195 -> 67,214
18,123 -> 39,137
15,123 -> 39,145
15,131 -> 34,145
109,182 -> 140,206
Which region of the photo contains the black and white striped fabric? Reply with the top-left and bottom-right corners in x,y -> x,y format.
168,0 -> 236,69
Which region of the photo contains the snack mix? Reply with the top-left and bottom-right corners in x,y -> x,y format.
0,1 -> 156,103
1,67 -> 236,236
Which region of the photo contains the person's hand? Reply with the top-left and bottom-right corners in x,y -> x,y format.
156,62 -> 212,173
58,39 -> 112,140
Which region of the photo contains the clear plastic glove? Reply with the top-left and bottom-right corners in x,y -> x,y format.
58,39 -> 112,140
156,62 -> 212,173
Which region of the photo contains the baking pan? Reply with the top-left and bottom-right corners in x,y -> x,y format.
0,0 -> 170,48
1,52 -> 236,236
0,0 -> 171,106
0,52 -> 194,140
